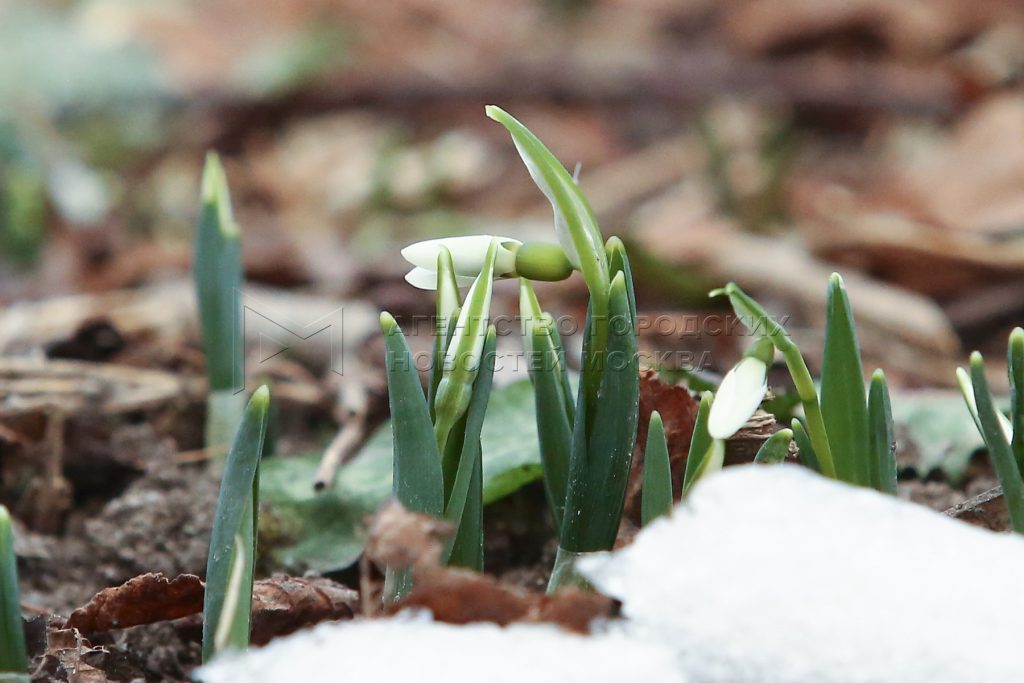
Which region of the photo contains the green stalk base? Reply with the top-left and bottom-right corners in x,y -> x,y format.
547,547 -> 599,594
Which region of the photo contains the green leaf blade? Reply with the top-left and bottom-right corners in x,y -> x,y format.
754,429 -> 794,465
820,273 -> 870,486
444,327 -> 498,570
0,506 -> 27,674
202,385 -> 270,662
1009,328 -> 1024,474
520,280 -> 573,530
683,392 -> 714,496
867,369 -> 897,494
560,272 -> 639,552
970,353 -> 1024,534
195,152 -> 242,394
641,411 -> 673,526
380,313 -> 444,519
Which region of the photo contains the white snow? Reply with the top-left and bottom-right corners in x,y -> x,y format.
196,611 -> 685,683
582,465 -> 1024,683
199,465 -> 1024,683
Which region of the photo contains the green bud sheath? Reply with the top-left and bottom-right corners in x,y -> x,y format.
514,242 -> 574,282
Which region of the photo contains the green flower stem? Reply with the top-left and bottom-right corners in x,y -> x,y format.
970,353 -> 1024,533
712,283 -> 836,479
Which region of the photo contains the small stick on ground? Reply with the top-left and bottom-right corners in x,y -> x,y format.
313,407 -> 368,492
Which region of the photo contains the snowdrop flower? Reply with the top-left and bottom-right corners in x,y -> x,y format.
708,337 -> 774,440
402,235 -> 573,290
403,235 -> 519,289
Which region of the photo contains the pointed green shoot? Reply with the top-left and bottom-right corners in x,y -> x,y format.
820,273 -> 870,486
0,506 -> 27,675
381,313 -> 444,519
641,411 -> 673,525
682,392 -> 715,496
754,429 -> 793,464
485,106 -> 609,314
202,385 -> 270,662
434,240 -> 497,454
381,313 -> 444,601
1009,327 -> 1024,474
195,152 -> 245,453
970,352 -> 1024,533
559,270 -> 639,552
867,370 -> 897,494
710,282 -> 835,478
443,326 -> 497,570
520,280 -> 573,530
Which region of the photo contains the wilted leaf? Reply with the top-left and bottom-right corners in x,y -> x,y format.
64,573 -> 204,634
261,380 -> 542,572
250,575 -> 357,645
396,567 -> 611,634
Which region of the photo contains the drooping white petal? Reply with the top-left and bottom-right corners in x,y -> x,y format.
401,235 -> 520,278
708,357 -> 768,439
405,267 -> 474,290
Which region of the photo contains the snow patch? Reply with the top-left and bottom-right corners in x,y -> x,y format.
197,611 -> 685,683
583,465 -> 1024,683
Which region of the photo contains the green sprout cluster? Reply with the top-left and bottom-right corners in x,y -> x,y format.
712,274 -> 897,493
959,330 -> 1024,533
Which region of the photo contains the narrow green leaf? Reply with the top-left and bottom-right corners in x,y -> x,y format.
791,418 -> 820,472
754,429 -> 793,464
195,153 -> 245,455
606,236 -> 637,330
820,273 -> 870,486
641,411 -> 673,526
434,241 -> 497,454
1009,328 -> 1024,474
520,280 -> 573,530
195,152 -> 242,394
444,327 -> 497,570
867,370 -> 898,494
382,312 -> 444,602
682,392 -> 714,496
711,282 -> 835,478
0,506 -> 27,674
970,353 -> 1024,533
485,106 -> 609,311
380,313 -> 443,518
202,385 -> 270,662
560,271 -> 639,552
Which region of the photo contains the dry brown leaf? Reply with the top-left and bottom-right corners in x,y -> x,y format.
363,499 -> 454,570
250,575 -> 358,645
395,567 -> 612,635
64,573 -> 205,634
64,572 -> 357,645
